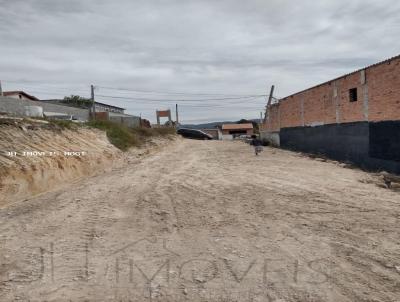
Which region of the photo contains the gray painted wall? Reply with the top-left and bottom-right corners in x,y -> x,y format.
0,96 -> 90,121
260,130 -> 280,146
108,112 -> 141,128
280,122 -> 400,174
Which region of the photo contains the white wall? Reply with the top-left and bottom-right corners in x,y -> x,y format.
6,93 -> 33,101
221,134 -> 233,140
0,96 -> 90,121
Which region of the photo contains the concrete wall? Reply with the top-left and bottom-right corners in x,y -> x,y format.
0,96 -> 90,121
221,134 -> 233,140
108,112 -> 141,128
280,121 -> 400,174
260,130 -> 280,146
369,121 -> 400,162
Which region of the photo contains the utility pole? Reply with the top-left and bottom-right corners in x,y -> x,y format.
175,103 -> 179,126
0,80 -> 3,96
267,85 -> 275,107
91,85 -> 95,120
259,111 -> 264,133
263,85 -> 275,123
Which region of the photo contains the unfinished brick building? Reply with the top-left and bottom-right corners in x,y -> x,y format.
262,54 -> 400,173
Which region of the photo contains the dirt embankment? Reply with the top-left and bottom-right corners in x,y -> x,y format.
0,120 -> 124,206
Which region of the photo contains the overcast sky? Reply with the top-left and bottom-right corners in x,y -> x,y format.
1,0 -> 399,123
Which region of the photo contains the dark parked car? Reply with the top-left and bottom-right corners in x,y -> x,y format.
177,128 -> 213,140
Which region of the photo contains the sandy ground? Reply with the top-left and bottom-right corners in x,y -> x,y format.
0,123 -> 124,205
0,139 -> 400,302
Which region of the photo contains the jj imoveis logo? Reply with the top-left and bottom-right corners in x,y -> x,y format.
1,236 -> 335,301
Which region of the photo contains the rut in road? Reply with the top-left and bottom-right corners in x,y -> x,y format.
0,139 -> 400,302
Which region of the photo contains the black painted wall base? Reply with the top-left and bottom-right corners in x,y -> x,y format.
280,121 -> 400,174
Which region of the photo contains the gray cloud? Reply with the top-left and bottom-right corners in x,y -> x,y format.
0,0 -> 399,123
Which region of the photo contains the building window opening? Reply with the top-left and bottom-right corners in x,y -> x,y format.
349,88 -> 358,102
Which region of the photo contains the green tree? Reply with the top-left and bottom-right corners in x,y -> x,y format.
63,95 -> 92,108
237,119 -> 259,132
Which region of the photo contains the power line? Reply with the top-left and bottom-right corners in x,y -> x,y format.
4,88 -> 266,107
1,80 -> 270,100
94,95 -> 265,110
176,105 -> 264,109
96,85 -> 266,97
1,81 -> 270,111
95,94 -> 267,103
26,90 -> 90,97
1,79 -> 270,97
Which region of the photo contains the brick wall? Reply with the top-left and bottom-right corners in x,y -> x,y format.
264,103 -> 280,131
264,55 -> 400,131
368,59 -> 400,121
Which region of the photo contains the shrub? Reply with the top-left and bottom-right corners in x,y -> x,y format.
47,119 -> 79,130
132,127 -> 153,137
86,120 -> 175,151
86,120 -> 138,150
106,124 -> 139,151
150,127 -> 176,136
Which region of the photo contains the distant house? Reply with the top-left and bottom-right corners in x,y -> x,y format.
221,123 -> 254,137
3,91 -> 39,101
41,98 -> 142,126
1,92 -> 132,122
0,91 -> 90,121
94,101 -> 125,114
42,99 -> 125,114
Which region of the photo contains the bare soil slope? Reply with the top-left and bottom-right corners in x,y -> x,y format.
0,121 -> 123,206
0,140 -> 399,301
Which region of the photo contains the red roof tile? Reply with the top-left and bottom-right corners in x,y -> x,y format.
222,123 -> 253,130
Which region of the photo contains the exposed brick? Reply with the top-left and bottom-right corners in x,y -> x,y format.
264,55 -> 400,131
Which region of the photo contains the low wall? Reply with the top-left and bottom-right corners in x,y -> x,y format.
280,121 -> 400,174
0,96 -> 90,121
260,130 -> 280,146
201,129 -> 220,140
108,112 -> 141,128
221,134 -> 233,140
369,121 -> 400,162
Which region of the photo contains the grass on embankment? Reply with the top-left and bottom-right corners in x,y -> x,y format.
86,120 -> 176,151
11,117 -> 175,151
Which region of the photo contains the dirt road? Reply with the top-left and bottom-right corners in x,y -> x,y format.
1,139 -> 400,302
